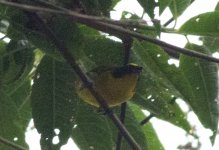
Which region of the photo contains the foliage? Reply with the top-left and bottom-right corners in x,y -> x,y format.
0,0 -> 219,149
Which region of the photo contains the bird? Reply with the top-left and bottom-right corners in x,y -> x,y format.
75,63 -> 142,107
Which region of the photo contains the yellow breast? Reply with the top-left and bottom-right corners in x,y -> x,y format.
75,70 -> 140,107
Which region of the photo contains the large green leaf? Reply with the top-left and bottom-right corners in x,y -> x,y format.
10,79 -> 32,131
71,101 -> 113,150
4,10 -> 83,61
201,36 -> 219,53
215,2 -> 219,10
135,0 -> 162,36
159,0 -> 173,15
169,0 -> 191,18
81,36 -> 124,70
131,41 -> 191,133
0,40 -> 34,95
129,103 -> 164,150
137,0 -> 156,18
31,56 -> 77,149
0,90 -> 27,150
6,40 -> 33,80
179,44 -> 219,143
202,2 -> 219,46
1,7 -> 28,40
179,12 -> 219,36
48,16 -> 83,56
0,40 -> 33,137
133,41 -> 218,142
0,5 -> 19,35
108,105 -> 148,150
105,103 -> 164,150
111,0 -> 120,9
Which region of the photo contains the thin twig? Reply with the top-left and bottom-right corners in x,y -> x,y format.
1,1 -> 219,63
140,114 -> 154,126
115,36 -> 133,150
23,10 -> 141,150
0,136 -> 26,150
0,35 -> 7,41
163,17 -> 174,27
116,103 -> 127,150
123,36 -> 133,65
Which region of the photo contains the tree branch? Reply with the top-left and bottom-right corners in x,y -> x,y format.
0,136 -> 26,150
1,1 -> 219,64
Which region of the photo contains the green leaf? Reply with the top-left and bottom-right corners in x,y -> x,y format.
81,36 -> 124,70
77,0 -> 112,16
71,101 -> 113,150
169,0 -> 191,18
214,2 -> 219,11
79,25 -> 100,37
25,16 -> 83,61
6,40 -> 33,81
179,12 -> 219,36
97,0 -> 112,16
108,105 -> 148,150
10,79 -> 31,107
10,79 -> 32,131
111,0 -> 120,9
134,40 -> 218,141
0,4 -> 7,15
159,0 -> 173,15
179,44 -> 219,143
6,11 -> 83,61
3,8 -> 29,40
49,16 -> 83,56
201,36 -> 219,53
31,56 -> 77,149
135,0 -> 162,36
132,40 -> 180,116
0,40 -> 7,80
132,40 -> 192,133
129,103 -> 164,150
0,90 -> 28,149
137,0 -> 156,18
0,40 -> 34,94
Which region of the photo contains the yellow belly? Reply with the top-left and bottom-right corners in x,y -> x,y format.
75,71 -> 139,107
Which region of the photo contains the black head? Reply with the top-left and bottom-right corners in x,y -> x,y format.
112,64 -> 142,78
